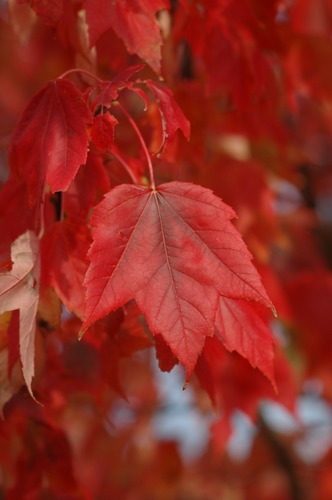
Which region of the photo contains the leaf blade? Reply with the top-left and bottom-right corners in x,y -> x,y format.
10,79 -> 92,204
144,80 -> 190,151
216,297 -> 275,386
83,181 -> 274,376
84,0 -> 168,73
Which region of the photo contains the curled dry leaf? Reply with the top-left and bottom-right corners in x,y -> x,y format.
0,348 -> 24,415
0,231 -> 40,396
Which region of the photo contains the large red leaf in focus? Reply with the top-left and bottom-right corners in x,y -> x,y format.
84,0 -> 169,74
10,79 -> 92,206
83,182 -> 274,377
0,231 -> 39,396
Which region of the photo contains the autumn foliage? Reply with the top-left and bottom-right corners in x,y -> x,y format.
0,0 -> 332,498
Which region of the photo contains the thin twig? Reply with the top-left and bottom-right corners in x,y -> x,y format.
58,68 -> 103,84
117,101 -> 156,189
110,147 -> 140,185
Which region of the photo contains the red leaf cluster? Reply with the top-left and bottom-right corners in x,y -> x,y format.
1,0 -> 332,496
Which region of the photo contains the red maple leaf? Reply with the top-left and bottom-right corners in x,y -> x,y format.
84,0 -> 169,74
82,181 -> 274,378
9,79 -> 92,206
92,65 -> 145,108
144,80 -> 191,151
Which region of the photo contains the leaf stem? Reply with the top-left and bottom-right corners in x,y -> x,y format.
36,191 -> 46,239
117,101 -> 156,190
58,68 -> 103,84
110,147 -> 140,184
